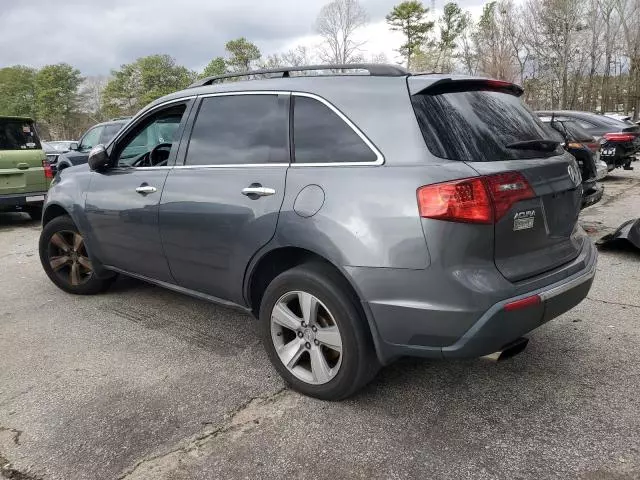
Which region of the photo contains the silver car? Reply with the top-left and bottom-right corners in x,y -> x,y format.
38,64 -> 597,400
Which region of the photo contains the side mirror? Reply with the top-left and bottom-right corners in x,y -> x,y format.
69,142 -> 79,151
88,145 -> 110,171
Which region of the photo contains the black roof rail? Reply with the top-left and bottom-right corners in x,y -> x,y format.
190,63 -> 409,87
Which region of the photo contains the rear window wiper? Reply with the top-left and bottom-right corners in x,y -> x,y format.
505,139 -> 560,151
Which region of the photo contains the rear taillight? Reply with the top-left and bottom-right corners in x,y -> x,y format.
417,177 -> 492,224
603,133 -> 635,142
42,159 -> 53,179
417,172 -> 535,224
483,172 -> 535,220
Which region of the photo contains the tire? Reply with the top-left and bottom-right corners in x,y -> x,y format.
259,262 -> 379,400
25,205 -> 43,221
39,215 -> 115,295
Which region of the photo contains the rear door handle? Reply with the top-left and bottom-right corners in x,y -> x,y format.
242,186 -> 276,197
135,185 -> 157,194
17,162 -> 29,170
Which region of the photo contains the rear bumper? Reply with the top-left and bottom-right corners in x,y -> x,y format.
353,239 -> 597,364
441,247 -> 596,358
0,192 -> 47,211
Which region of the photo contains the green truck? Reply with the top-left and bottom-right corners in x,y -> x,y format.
0,116 -> 52,220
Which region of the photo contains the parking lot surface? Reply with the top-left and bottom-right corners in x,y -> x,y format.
1,170 -> 639,480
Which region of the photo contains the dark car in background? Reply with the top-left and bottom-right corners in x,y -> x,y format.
55,118 -> 129,172
539,115 -> 603,208
42,140 -> 75,166
537,110 -> 640,170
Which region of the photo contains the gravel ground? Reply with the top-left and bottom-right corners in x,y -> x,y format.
1,169 -> 639,480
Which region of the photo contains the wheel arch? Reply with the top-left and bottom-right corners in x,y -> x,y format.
42,203 -> 71,227
244,245 -> 386,362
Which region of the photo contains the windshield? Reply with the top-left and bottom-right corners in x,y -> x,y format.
0,119 -> 42,150
411,90 -> 559,161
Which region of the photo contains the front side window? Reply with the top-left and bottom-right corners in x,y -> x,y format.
79,126 -> 103,151
185,94 -> 288,166
114,104 -> 186,167
293,96 -> 377,163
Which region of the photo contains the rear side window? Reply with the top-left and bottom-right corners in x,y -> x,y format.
411,90 -> 557,161
293,96 -> 377,164
185,94 -> 288,166
0,119 -> 41,150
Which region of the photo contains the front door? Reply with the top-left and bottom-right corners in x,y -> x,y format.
84,100 -> 192,281
160,93 -> 289,304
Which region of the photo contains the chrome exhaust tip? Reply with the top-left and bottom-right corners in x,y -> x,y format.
482,337 -> 529,362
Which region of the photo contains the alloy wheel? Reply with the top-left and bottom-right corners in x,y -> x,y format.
47,230 -> 93,286
270,290 -> 343,385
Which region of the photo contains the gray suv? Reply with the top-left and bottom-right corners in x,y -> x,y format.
38,64 -> 597,400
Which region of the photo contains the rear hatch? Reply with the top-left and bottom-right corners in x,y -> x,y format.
0,118 -> 48,195
409,78 -> 584,282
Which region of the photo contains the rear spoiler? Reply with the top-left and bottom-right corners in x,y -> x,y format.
412,78 -> 524,97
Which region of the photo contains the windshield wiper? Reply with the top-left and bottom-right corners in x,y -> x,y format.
505,139 -> 560,151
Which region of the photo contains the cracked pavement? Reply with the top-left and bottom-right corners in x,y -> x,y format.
1,169 -> 639,480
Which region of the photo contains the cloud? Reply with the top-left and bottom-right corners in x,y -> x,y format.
0,0 -> 487,74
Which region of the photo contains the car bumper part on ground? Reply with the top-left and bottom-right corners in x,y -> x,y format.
0,191 -> 47,211
357,239 -> 597,364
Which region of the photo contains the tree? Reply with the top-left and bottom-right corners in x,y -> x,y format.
225,38 -> 261,72
437,3 -> 470,72
525,0 -> 587,108
281,46 -> 315,66
35,63 -> 83,139
0,66 -> 37,118
102,55 -> 194,117
316,0 -> 368,64
386,1 -> 435,69
201,57 -> 226,79
80,76 -> 109,123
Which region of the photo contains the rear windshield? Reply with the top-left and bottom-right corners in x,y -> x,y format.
411,90 -> 559,161
0,119 -> 41,150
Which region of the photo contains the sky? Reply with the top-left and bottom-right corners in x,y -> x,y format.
0,0 -> 487,75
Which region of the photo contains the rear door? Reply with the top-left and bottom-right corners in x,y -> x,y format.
0,118 -> 47,196
409,79 -> 584,282
159,93 -> 289,304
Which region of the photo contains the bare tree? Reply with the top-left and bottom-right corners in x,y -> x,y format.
616,0 -> 640,118
79,75 -> 108,123
282,46 -> 316,66
316,0 -> 368,65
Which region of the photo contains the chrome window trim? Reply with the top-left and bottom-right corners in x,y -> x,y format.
198,91 -> 290,98
111,90 -> 384,169
174,163 -> 289,169
291,91 -> 384,167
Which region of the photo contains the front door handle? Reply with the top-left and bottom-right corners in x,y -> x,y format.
135,185 -> 157,195
242,186 -> 276,197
